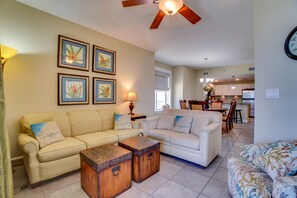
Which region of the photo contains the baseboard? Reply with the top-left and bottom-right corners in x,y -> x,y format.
11,156 -> 24,168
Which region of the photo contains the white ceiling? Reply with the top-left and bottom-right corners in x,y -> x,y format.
18,0 -> 254,68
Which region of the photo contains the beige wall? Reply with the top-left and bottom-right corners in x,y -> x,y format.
254,0 -> 297,143
155,61 -> 173,72
0,0 -> 155,158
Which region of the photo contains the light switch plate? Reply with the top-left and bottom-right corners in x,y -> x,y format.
265,88 -> 279,99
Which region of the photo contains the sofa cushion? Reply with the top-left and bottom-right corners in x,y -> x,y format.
75,132 -> 118,149
228,157 -> 273,198
68,110 -> 102,136
114,114 -> 132,130
190,117 -> 209,136
157,115 -> 175,130
21,112 -> 72,137
172,115 -> 193,133
105,129 -> 140,141
31,121 -> 65,148
98,109 -> 117,131
38,137 -> 86,163
252,142 -> 297,180
147,129 -> 177,143
170,133 -> 199,150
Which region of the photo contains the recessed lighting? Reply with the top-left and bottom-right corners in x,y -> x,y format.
236,78 -> 239,81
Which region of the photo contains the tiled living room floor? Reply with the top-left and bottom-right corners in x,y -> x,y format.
13,120 -> 254,198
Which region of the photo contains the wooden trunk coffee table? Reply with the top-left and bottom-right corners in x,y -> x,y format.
80,144 -> 132,198
118,136 -> 160,183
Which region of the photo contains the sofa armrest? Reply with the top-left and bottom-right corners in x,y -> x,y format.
143,116 -> 159,136
240,143 -> 271,162
18,133 -> 39,154
273,175 -> 297,197
200,122 -> 221,134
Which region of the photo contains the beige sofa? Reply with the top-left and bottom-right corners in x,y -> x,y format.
143,109 -> 222,167
18,109 -> 140,185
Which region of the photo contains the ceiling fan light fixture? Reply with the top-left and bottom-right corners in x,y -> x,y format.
159,0 -> 183,15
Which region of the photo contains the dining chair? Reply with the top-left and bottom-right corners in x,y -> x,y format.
222,100 -> 236,133
211,101 -> 223,109
188,100 -> 205,110
179,100 -> 187,109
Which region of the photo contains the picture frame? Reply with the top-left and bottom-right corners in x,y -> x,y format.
93,77 -> 116,104
58,73 -> 89,105
93,45 -> 116,75
58,35 -> 90,71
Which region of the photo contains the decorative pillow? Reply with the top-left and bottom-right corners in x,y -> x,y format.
172,116 -> 193,133
156,115 -> 175,130
114,114 -> 132,130
30,121 -> 65,148
24,118 -> 53,137
252,142 -> 297,180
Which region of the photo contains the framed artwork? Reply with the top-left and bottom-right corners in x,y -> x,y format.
93,77 -> 116,104
58,73 -> 89,105
93,45 -> 116,75
58,35 -> 90,71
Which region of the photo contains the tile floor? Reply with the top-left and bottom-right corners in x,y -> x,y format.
13,120 -> 254,198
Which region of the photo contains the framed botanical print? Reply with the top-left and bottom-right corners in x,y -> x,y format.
58,35 -> 90,71
58,73 -> 89,105
93,45 -> 116,75
93,77 -> 116,104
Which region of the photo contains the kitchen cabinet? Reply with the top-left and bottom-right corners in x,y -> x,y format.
214,83 -> 254,96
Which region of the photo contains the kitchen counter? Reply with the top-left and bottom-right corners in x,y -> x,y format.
222,103 -> 250,123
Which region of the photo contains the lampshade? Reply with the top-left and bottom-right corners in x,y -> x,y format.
1,45 -> 17,59
159,0 -> 183,15
126,91 -> 137,101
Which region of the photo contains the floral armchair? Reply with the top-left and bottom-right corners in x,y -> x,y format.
228,141 -> 297,197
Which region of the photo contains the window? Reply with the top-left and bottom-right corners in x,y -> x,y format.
155,69 -> 171,111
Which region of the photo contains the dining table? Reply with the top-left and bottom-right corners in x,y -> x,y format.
204,108 -> 228,113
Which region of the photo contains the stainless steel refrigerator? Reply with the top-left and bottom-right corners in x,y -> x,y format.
242,89 -> 255,118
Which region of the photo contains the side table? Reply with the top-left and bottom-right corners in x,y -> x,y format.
131,114 -> 147,121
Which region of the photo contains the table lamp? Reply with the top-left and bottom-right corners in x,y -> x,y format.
126,91 -> 137,115
1,45 -> 17,73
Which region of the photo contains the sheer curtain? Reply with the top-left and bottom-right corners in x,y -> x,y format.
0,46 -> 14,197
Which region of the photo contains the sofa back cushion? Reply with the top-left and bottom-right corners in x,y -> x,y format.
190,117 -> 210,136
21,112 -> 71,137
157,115 -> 175,130
68,110 -> 102,136
98,109 -> 118,131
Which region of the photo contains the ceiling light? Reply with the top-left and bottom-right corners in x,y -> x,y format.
159,0 -> 183,15
231,75 -> 236,89
236,78 -> 239,81
200,58 -> 214,84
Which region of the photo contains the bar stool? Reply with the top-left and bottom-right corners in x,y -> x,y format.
233,109 -> 243,123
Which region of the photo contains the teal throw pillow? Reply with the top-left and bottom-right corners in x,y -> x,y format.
114,114 -> 132,130
172,115 -> 193,133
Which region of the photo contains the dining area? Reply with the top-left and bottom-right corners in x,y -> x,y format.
179,99 -> 238,133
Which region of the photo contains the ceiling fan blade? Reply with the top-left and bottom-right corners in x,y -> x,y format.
122,0 -> 153,7
150,10 -> 166,29
178,4 -> 201,24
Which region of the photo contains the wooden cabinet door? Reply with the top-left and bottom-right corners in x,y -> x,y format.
235,84 -> 242,95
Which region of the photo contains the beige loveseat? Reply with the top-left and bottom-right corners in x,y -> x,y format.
18,109 -> 140,185
143,109 -> 222,167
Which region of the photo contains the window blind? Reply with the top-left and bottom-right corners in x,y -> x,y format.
155,70 -> 170,91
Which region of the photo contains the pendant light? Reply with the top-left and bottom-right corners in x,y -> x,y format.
200,58 -> 214,84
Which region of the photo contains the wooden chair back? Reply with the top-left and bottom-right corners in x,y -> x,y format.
227,100 -> 237,119
211,101 -> 223,109
188,100 -> 205,110
179,100 -> 187,109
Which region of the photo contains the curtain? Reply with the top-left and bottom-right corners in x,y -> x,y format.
155,70 -> 170,91
0,47 -> 14,197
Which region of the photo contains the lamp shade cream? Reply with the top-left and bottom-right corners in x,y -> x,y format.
159,0 -> 183,15
126,91 -> 137,101
1,45 -> 17,59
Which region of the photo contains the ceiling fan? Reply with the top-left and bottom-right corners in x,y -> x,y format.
122,0 -> 201,29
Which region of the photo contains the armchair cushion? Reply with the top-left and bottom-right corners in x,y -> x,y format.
273,175 -> 297,197
172,115 -> 193,133
157,115 -> 175,130
228,157 -> 273,198
252,142 -> 297,180
240,143 -> 271,162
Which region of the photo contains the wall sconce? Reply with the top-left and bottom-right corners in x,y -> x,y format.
126,91 -> 137,115
1,45 -> 17,73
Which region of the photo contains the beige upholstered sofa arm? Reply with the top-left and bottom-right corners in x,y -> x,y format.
18,133 -> 39,154
143,116 -> 159,136
200,123 -> 221,134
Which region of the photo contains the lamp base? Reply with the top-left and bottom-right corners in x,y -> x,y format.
129,101 -> 135,115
